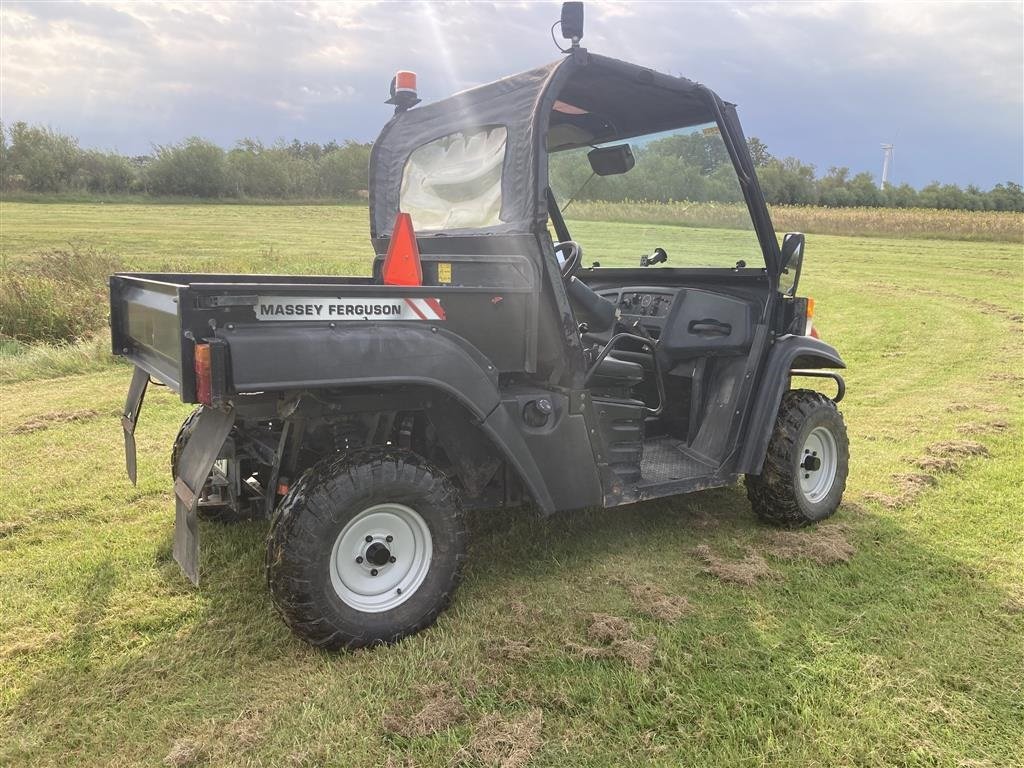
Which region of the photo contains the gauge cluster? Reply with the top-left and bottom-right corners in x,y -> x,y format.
616,290 -> 677,318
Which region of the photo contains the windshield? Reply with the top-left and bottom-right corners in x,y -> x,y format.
548,122 -> 764,269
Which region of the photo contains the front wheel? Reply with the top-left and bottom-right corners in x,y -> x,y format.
745,389 -> 849,527
266,449 -> 466,650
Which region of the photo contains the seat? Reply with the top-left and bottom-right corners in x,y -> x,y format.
590,354 -> 645,389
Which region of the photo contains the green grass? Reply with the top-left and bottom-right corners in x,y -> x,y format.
1,202 -> 373,270
1,202 -> 1022,767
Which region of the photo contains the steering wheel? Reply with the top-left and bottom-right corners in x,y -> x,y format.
554,240 -> 582,280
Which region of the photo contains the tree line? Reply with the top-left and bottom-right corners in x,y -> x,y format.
2,121 -> 1022,212
550,134 -> 1024,212
0,122 -> 371,200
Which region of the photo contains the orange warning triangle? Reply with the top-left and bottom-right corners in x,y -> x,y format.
382,212 -> 423,286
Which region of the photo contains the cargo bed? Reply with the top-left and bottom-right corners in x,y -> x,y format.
109,269 -> 538,404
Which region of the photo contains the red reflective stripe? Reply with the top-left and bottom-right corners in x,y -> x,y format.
404,298 -> 428,320
424,297 -> 446,319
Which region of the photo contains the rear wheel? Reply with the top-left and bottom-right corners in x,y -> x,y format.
746,389 -> 849,527
266,449 -> 466,650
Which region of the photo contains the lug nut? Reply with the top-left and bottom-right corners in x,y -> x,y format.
385,535 -> 393,543
355,556 -> 363,564
365,535 -> 373,543
396,588 -> 402,595
370,568 -> 378,576
389,556 -> 396,563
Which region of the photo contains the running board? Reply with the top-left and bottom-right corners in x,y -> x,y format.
608,436 -> 732,506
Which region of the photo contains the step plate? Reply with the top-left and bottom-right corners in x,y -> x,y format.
639,437 -> 716,485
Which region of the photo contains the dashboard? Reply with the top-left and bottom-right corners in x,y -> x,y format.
596,285 -> 754,353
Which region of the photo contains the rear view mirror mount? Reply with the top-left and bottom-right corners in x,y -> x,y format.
587,144 -> 635,176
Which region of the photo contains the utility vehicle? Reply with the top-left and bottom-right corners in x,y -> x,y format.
111,3 -> 849,649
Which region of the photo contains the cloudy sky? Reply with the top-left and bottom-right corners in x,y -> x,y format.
2,1 -> 1021,189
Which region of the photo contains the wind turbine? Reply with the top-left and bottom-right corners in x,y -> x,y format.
880,143 -> 895,189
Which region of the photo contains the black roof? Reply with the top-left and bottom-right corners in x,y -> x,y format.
369,51 -> 724,238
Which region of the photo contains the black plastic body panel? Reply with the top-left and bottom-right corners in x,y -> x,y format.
659,288 -> 752,356
736,335 -> 846,475
593,397 -> 644,483
221,324 -> 501,416
490,393 -> 603,512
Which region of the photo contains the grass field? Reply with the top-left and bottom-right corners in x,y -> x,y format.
1,202 -> 1022,767
569,201 -> 1024,243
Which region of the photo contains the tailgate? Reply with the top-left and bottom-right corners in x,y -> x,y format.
109,274 -> 194,396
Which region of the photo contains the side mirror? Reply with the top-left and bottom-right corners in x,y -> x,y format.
588,144 -> 635,176
780,232 -> 805,295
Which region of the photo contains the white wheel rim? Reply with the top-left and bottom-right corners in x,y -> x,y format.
329,503 -> 432,613
799,426 -> 838,504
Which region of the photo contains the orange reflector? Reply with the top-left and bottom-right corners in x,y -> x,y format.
394,70 -> 417,93
806,297 -> 815,318
382,212 -> 423,286
194,342 -> 213,406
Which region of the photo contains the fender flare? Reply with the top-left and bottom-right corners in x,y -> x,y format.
736,335 -> 846,476
220,323 -> 556,511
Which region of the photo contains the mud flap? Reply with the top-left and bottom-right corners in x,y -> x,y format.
172,405 -> 235,586
121,367 -> 149,486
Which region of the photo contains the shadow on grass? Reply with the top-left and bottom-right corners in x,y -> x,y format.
66,559 -> 118,663
5,486 -> 1021,766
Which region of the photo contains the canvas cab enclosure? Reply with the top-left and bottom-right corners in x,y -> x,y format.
367,49 -> 788,390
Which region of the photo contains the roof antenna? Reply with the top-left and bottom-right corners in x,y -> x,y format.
552,2 -> 584,53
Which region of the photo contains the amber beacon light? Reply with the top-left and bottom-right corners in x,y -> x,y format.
386,70 -> 421,112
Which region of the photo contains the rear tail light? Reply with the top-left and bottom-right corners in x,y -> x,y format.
194,342 -> 213,405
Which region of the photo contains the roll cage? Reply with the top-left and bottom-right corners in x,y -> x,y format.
368,49 -> 783,280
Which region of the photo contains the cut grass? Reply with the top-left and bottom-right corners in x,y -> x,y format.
0,203 -> 1022,767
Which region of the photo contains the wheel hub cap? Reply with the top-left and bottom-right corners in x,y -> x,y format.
801,455 -> 822,472
364,542 -> 392,567
799,426 -> 838,504
329,503 -> 432,613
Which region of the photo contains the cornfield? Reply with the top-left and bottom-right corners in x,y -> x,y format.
568,201 -> 1024,243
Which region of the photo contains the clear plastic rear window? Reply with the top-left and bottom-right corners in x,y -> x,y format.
400,126 -> 507,231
